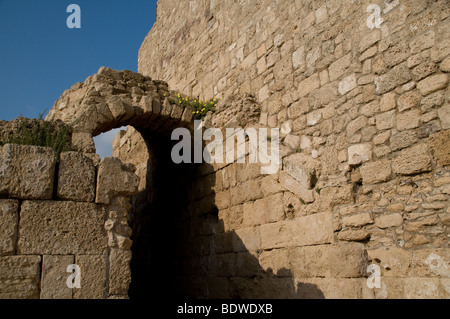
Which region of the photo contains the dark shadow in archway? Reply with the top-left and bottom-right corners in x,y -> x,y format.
126,129 -> 325,300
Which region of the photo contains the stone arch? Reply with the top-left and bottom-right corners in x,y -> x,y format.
46,66 -> 195,154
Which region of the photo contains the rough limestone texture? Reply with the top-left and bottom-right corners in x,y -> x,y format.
73,255 -> 108,299
96,157 -> 140,205
0,200 -> 19,256
0,256 -> 41,299
17,201 -> 108,255
40,255 -> 74,299
57,152 -> 96,202
0,144 -> 56,199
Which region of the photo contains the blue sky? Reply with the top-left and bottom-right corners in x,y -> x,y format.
0,0 -> 158,157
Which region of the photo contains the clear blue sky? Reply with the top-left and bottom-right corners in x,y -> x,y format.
0,0 -> 158,157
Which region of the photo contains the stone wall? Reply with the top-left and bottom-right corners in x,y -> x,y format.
0,144 -> 139,299
7,0 -> 447,299
134,0 -> 450,298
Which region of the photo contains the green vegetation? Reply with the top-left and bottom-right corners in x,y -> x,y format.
166,93 -> 220,120
0,112 -> 75,161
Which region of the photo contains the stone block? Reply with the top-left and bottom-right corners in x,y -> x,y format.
348,143 -> 373,166
57,152 -> 96,202
252,193 -> 285,224
290,243 -> 368,278
360,159 -> 392,184
374,214 -> 403,229
0,144 -> 56,200
329,54 -> 352,81
390,130 -> 418,151
259,248 -> 291,277
397,90 -> 421,112
376,110 -> 396,130
18,201 -> 107,255
367,248 -> 412,277
438,104 -> 450,129
233,227 -> 261,252
74,255 -> 108,299
428,130 -> 450,166
396,109 -> 421,131
283,153 -> 320,189
342,213 -> 373,228
417,74 -> 448,96
260,212 -> 333,249
0,256 -> 41,299
96,157 -> 140,204
359,30 -> 381,53
109,249 -> 132,296
298,73 -> 320,98
392,144 -> 432,175
40,255 -> 74,299
338,73 -> 357,95
0,200 -> 19,256
337,229 -> 370,241
410,249 -> 450,278
279,171 -> 315,203
404,278 -> 441,299
375,63 -> 411,94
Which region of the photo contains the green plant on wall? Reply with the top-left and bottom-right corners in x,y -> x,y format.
0,112 -> 75,161
166,93 -> 220,120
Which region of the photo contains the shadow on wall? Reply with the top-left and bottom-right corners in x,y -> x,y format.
126,129 -> 325,300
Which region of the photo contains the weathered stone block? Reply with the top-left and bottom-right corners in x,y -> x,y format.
233,227 -> 261,252
375,213 -> 403,229
0,256 -> 41,299
390,130 -> 418,151
360,159 -> 392,184
18,201 -> 107,255
260,212 -> 333,249
283,153 -> 320,189
410,249 -> 450,278
337,228 -> 370,241
40,255 -> 74,299
259,248 -> 291,277
392,144 -> 432,175
109,249 -> 132,296
342,213 -> 373,228
290,243 -> 368,278
298,73 -> 320,97
74,255 -> 108,299
0,144 -> 56,199
375,63 -> 411,94
404,278 -> 441,299
96,157 -> 140,204
329,54 -> 352,81
417,74 -> 448,96
279,171 -> 315,203
429,130 -> 450,166
252,193 -> 285,224
397,90 -> 421,112
367,248 -> 411,277
57,152 -> 96,202
348,143 -> 373,166
0,200 -> 18,256
376,110 -> 396,130
359,30 -> 381,53
338,73 -> 357,95
397,109 -> 421,131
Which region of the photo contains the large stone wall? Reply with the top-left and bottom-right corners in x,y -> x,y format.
0,144 -> 139,299
134,0 -> 450,298
3,0 -> 448,299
